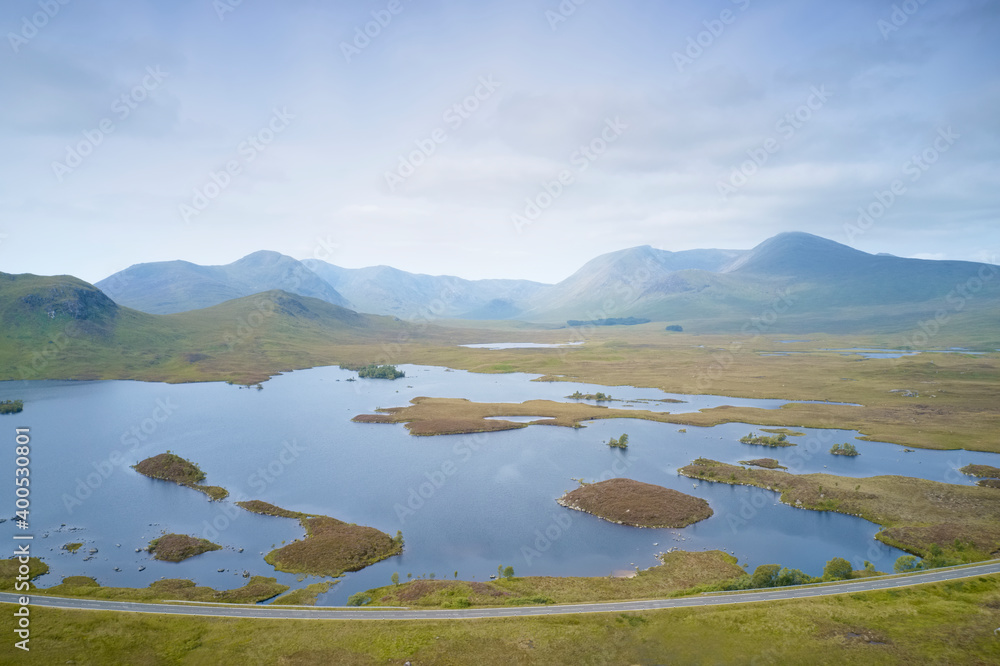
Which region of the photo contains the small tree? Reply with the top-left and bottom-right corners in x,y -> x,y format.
822,557 -> 853,581
750,564 -> 781,588
503,565 -> 515,579
391,572 -> 399,586
894,555 -> 920,573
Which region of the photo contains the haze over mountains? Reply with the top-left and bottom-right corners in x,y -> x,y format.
92,232 -> 1000,332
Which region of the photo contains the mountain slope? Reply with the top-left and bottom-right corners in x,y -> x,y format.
306,261 -> 549,319
519,233 -> 1000,332
0,272 -> 410,384
520,245 -> 745,320
96,251 -> 350,314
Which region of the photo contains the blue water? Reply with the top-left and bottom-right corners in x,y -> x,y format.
1,365 -> 995,605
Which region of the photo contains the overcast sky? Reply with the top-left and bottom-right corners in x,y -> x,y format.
1,0 -> 998,285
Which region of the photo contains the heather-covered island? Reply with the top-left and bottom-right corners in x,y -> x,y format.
236,500 -> 403,577
148,534 -> 222,562
132,452 -> 229,501
556,478 -> 713,528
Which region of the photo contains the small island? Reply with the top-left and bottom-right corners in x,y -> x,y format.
739,432 -> 796,448
556,478 -> 713,528
132,452 -> 229,501
0,399 -> 24,414
959,464 -> 1000,479
236,500 -> 403,577
567,391 -> 613,401
62,542 -> 83,553
606,433 -> 628,449
148,534 -> 223,562
739,458 -> 787,470
341,363 -> 405,379
830,442 -> 860,456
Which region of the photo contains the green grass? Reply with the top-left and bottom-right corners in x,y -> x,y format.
679,459 -> 1000,560
0,557 -> 47,590
62,542 -> 83,553
38,576 -> 288,604
0,398 -> 23,414
7,576 -> 1000,664
369,551 -> 743,608
270,581 -> 336,606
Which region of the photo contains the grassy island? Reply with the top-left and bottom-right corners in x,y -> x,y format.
236,500 -> 403,577
341,363 -> 405,379
132,452 -> 229,501
830,442 -> 860,456
678,458 -> 1000,560
0,399 -> 23,414
739,432 -> 796,447
148,534 -> 223,562
567,391 -> 613,401
556,478 -> 713,528
960,464 -> 1000,478
62,542 -> 83,553
739,458 -> 787,469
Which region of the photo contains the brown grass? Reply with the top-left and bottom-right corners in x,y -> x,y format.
557,478 -> 713,528
235,499 -> 303,519
236,499 -> 403,577
132,452 -> 229,500
739,458 -> 787,469
960,464 -> 1000,478
679,458 -> 1000,558
265,516 -> 402,577
147,533 -> 222,562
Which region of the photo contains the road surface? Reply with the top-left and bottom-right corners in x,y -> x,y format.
3,561 -> 999,621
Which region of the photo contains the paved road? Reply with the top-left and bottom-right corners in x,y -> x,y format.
3,562 -> 999,621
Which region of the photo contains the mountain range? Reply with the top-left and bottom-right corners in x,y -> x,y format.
92,232 -> 1000,331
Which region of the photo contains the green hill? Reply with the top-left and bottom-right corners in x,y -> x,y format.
0,272 -> 412,384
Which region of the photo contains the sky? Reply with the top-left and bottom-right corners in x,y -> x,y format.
1,0 -> 998,285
